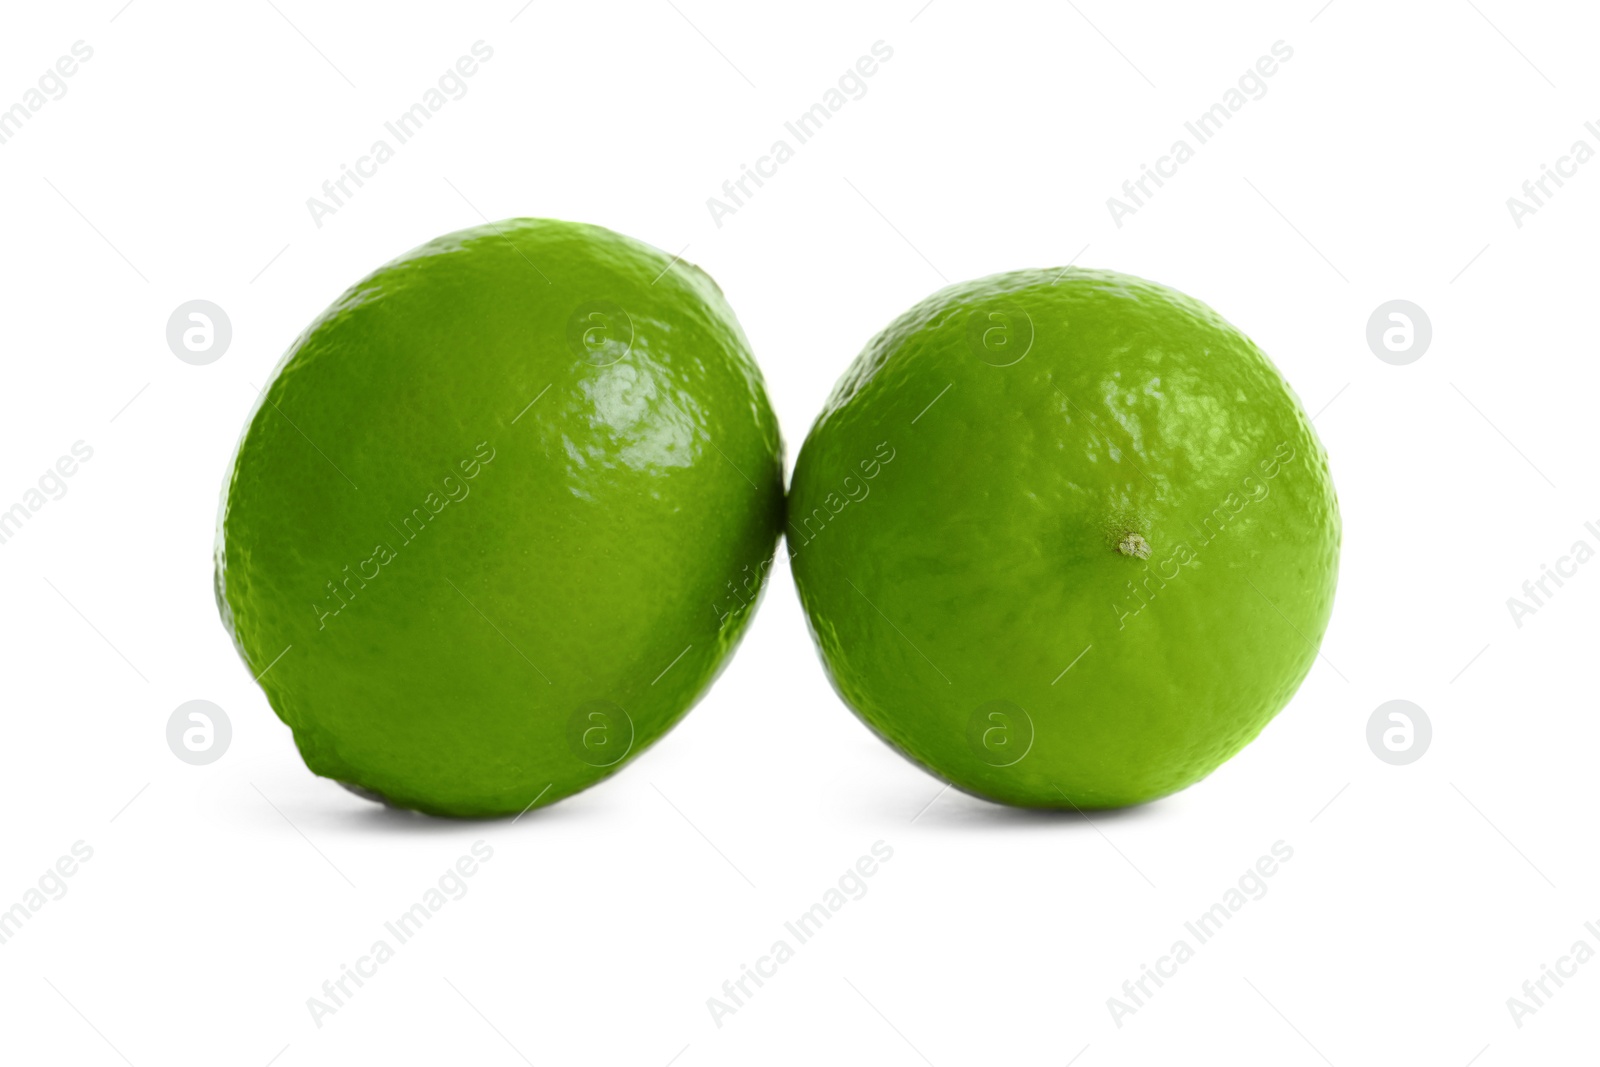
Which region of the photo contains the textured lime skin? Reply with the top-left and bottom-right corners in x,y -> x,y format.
216,220 -> 783,817
789,269 -> 1339,809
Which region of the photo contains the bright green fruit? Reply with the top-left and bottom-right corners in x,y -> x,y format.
790,269 -> 1339,809
216,220 -> 783,818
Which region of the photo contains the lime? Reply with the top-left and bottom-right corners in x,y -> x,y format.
789,269 -> 1339,809
216,220 -> 784,817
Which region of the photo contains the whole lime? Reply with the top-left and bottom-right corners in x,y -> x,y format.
789,269 -> 1339,809
216,220 -> 783,817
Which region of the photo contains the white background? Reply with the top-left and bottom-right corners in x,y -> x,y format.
1,1 -> 1595,1064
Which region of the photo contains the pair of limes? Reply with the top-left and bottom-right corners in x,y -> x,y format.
216,220 -> 1339,817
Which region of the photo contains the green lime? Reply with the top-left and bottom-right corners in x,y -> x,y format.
789,268 -> 1339,809
216,220 -> 783,818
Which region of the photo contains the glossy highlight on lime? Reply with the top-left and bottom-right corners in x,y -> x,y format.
216,219 -> 784,817
789,268 -> 1339,809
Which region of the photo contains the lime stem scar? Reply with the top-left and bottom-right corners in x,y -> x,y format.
1118,533 -> 1151,559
